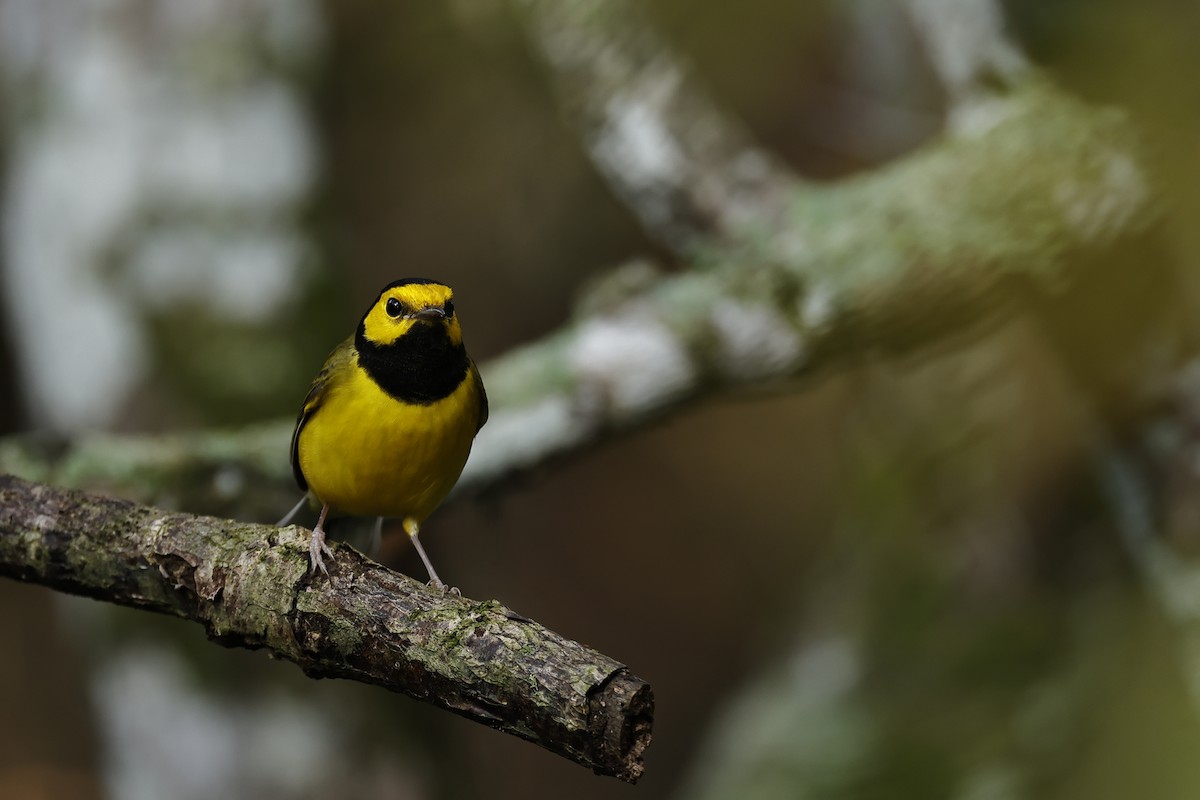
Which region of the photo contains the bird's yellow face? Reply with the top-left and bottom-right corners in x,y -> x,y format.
360,280 -> 463,348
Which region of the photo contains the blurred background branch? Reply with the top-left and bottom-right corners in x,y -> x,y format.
903,0 -> 1029,109
0,48 -> 1157,519
513,0 -> 801,251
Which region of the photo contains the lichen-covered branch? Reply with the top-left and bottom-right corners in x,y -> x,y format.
0,474 -> 653,782
903,0 -> 1030,109
0,5 -> 1159,518
1093,362 -> 1200,708
0,421 -> 295,517
0,76 -> 1157,512
512,0 -> 799,252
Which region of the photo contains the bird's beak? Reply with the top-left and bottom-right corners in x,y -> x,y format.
413,306 -> 447,321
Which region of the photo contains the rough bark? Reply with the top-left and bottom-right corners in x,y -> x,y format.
0,473 -> 653,783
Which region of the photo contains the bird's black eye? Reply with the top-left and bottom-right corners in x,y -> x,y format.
443,299 -> 454,317
385,297 -> 402,318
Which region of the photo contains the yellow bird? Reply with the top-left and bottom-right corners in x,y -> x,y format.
286,279 -> 488,588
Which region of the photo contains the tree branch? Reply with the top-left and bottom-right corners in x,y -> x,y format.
903,0 -> 1029,112
0,3 -> 1159,525
1,76 -> 1156,514
512,0 -> 798,253
0,473 -> 653,783
1092,363 -> 1200,709
0,421 -> 295,517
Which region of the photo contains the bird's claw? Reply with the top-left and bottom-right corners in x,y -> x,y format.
428,579 -> 460,597
309,532 -> 335,576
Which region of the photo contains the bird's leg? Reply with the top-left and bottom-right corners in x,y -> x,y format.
367,516 -> 384,558
309,504 -> 335,575
277,494 -> 308,527
403,517 -> 456,594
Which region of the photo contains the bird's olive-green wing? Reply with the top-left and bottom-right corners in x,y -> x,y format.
290,337 -> 355,491
470,357 -> 488,432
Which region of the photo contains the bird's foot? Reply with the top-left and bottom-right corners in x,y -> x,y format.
428,578 -> 461,597
309,529 -> 335,575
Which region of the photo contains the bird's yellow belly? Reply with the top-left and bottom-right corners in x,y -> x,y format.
297,365 -> 479,521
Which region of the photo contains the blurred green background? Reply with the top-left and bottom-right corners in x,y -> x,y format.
1,1 -> 1198,799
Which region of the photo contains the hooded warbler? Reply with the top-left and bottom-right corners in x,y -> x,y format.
286,278 -> 488,587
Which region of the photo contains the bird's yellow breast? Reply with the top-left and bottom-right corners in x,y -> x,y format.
296,355 -> 482,522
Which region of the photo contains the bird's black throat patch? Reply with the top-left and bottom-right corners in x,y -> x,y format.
355,320 -> 469,404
